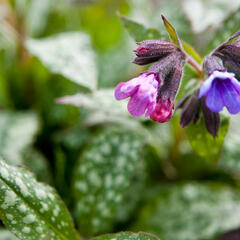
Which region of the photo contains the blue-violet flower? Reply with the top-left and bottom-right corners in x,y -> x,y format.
199,70 -> 240,114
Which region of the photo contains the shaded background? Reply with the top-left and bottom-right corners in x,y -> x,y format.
1,0 -> 240,239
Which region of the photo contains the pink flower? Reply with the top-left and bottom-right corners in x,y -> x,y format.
114,73 -> 159,117
150,99 -> 174,123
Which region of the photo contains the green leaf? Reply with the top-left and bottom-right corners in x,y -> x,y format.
57,89 -> 142,127
26,32 -> 97,91
0,158 -> 80,240
93,232 -> 160,240
25,0 -> 51,37
0,111 -> 39,165
218,115 -> 240,173
118,13 -> 162,42
0,229 -> 19,240
206,8 -> 240,54
133,182 -> 240,240
161,15 -> 182,48
182,42 -> 202,64
73,128 -> 145,236
21,148 -> 52,183
185,116 -> 229,163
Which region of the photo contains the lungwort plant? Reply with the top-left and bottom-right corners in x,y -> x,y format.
2,1 -> 240,240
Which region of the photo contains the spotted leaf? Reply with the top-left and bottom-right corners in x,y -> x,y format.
0,111 -> 39,165
133,183 -> 240,240
0,158 -> 80,240
26,32 -> 97,91
0,229 -> 19,240
93,232 -> 160,240
73,128 -> 145,236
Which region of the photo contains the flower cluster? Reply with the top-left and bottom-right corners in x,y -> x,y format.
114,30 -> 240,138
115,40 -> 185,123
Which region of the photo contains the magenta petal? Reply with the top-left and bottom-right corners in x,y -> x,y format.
220,80 -> 240,114
205,81 -> 224,112
114,82 -> 139,100
127,94 -> 149,117
145,101 -> 156,117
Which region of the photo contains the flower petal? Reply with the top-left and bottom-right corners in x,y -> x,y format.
127,93 -> 149,117
220,80 -> 240,114
199,74 -> 215,98
114,81 -> 139,100
145,101 -> 156,117
205,80 -> 224,112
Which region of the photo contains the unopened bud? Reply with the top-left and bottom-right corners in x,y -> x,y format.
133,40 -> 177,65
203,55 -> 225,76
180,93 -> 200,128
201,97 -> 220,138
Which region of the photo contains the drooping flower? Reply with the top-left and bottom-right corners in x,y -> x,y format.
114,73 -> 159,117
149,62 -> 183,123
199,70 -> 240,114
114,42 -> 185,123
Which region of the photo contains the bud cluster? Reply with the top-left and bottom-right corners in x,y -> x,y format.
115,40 -> 185,123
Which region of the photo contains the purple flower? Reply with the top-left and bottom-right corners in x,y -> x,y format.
199,70 -> 240,114
114,73 -> 159,117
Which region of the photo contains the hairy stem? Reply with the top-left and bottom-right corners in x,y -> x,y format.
186,55 -> 203,76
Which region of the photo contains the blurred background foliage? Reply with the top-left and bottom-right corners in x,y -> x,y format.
1,0 -> 240,239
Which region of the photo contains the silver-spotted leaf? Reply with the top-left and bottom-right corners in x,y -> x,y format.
93,232 -> 160,240
73,128 -> 145,236
57,89 -> 143,127
218,115 -> 240,173
0,111 -> 39,165
26,32 -> 97,91
134,182 -> 240,240
0,229 -> 19,240
0,158 -> 80,240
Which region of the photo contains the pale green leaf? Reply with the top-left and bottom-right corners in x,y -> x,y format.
0,111 -> 39,165
218,115 -> 240,174
26,32 -> 97,91
186,116 -> 229,163
93,232 -> 160,240
0,229 -> 19,240
73,128 -> 145,236
57,89 -> 143,127
26,0 -> 51,37
118,14 -> 162,42
0,158 -> 80,240
134,182 -> 240,240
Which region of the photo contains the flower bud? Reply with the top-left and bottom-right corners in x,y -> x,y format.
201,97 -> 220,138
133,40 -> 177,65
150,99 -> 174,123
180,93 -> 200,128
216,42 -> 240,62
221,57 -> 240,80
149,53 -> 184,123
203,55 -> 225,75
